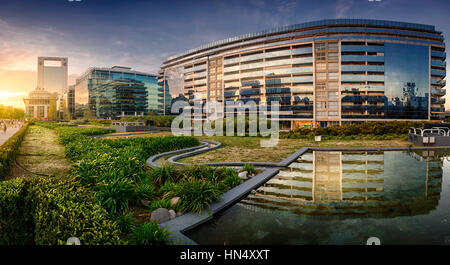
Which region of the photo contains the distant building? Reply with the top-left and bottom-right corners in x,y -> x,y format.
61,85 -> 75,120
37,57 -> 68,95
23,87 -> 58,120
74,66 -> 170,119
23,57 -> 68,121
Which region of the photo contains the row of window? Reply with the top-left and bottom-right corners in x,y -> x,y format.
316,111 -> 339,116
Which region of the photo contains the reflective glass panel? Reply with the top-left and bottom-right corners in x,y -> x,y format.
384,43 -> 429,119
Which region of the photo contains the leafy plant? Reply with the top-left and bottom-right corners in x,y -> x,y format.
96,177 -> 135,215
131,221 -> 170,245
243,164 -> 256,175
148,198 -> 172,211
167,177 -> 222,214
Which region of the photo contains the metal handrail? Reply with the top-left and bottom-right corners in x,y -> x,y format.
422,128 -> 445,136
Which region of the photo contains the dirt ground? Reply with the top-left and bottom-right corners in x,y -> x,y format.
5,125 -> 71,180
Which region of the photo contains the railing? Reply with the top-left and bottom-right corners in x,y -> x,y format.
409,127 -> 450,136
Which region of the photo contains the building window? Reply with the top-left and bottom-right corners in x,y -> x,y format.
316,111 -> 326,116
328,62 -> 339,70
328,42 -> 339,50
315,43 -> 326,51
316,91 -> 326,98
316,63 -> 326,70
316,52 -> 326,60
328,72 -> 339,80
316,101 -> 326,109
328,52 -> 338,60
328,111 -> 338,116
328,82 -> 339,90
328,91 -> 338,99
316,72 -> 326,80
328,101 -> 338,109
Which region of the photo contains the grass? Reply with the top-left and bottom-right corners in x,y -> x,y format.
101,131 -> 411,163
182,135 -> 410,163
5,125 -> 71,180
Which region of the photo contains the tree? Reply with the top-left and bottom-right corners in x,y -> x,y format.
0,105 -> 25,119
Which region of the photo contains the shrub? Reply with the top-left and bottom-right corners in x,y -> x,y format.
281,121 -> 430,139
116,213 -> 135,235
96,177 -> 135,215
131,221 -> 170,245
166,177 -> 222,214
243,164 -> 256,175
148,198 -> 172,211
0,177 -> 123,245
150,163 -> 179,185
222,173 -> 242,190
121,115 -> 176,127
0,122 -> 30,179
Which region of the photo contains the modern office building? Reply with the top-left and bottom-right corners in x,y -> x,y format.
37,57 -> 68,95
159,19 -> 446,129
74,66 -> 170,119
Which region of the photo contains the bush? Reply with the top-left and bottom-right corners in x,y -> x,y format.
88,118 -> 112,126
96,177 -> 135,215
166,177 -> 222,214
0,122 -> 30,179
243,164 -> 256,175
0,177 -> 123,245
121,115 -> 176,127
281,121 -> 429,139
131,221 -> 170,245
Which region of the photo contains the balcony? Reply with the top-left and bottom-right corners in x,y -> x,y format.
341,105 -> 386,111
341,55 -> 384,62
431,69 -> 446,77
341,95 -> 387,103
431,60 -> 446,68
431,50 -> 446,59
431,87 -> 446,96
240,88 -> 260,96
265,87 -> 290,94
431,79 -> 446,87
431,107 -> 445,113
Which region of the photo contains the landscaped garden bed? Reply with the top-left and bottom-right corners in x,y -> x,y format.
0,121 -> 244,245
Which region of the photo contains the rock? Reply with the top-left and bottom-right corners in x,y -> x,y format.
238,171 -> 248,180
170,197 -> 180,208
140,199 -> 151,207
150,208 -> 171,223
251,189 -> 257,195
177,211 -> 183,217
169,209 -> 176,219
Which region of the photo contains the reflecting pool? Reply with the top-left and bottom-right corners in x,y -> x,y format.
185,150 -> 450,245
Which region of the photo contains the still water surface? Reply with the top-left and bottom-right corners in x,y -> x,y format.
186,150 -> 450,245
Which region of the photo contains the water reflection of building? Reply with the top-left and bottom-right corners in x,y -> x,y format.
240,151 -> 442,218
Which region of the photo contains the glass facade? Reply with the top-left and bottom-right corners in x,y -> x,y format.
160,19 -> 446,128
74,67 -> 168,119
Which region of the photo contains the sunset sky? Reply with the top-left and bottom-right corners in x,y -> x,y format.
0,0 -> 449,109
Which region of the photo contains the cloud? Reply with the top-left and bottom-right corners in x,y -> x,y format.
335,0 -> 354,18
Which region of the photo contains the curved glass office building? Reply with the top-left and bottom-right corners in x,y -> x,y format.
159,19 -> 446,129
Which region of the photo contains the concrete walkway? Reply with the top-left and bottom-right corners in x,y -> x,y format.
0,126 -> 21,146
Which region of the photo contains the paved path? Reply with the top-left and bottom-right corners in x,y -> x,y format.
0,126 -> 21,146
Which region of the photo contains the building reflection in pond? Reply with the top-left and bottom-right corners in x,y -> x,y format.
240,151 -> 443,218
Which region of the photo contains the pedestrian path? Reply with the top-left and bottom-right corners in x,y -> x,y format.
0,126 -> 21,146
